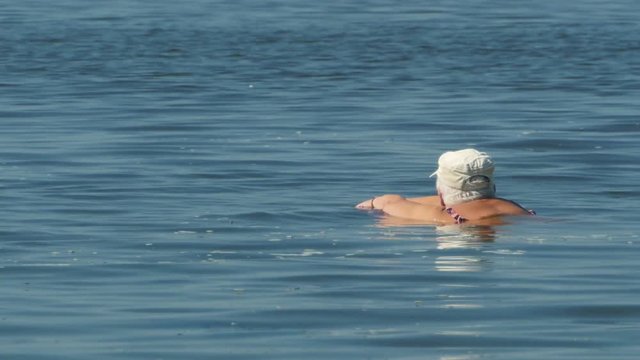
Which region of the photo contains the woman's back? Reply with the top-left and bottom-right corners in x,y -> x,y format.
450,198 -> 531,221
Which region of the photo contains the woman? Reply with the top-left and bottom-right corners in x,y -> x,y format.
355,149 -> 535,225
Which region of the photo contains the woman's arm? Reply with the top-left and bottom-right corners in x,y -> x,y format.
356,195 -> 439,209
407,195 -> 441,206
356,194 -> 451,223
355,194 -> 404,210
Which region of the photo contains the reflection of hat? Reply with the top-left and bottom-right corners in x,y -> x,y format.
430,149 -> 495,191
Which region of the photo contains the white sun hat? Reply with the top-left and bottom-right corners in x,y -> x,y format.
429,149 -> 495,191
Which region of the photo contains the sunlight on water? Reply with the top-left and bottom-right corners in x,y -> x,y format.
1,0 -> 640,359
434,256 -> 488,272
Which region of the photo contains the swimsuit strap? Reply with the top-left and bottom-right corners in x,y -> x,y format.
446,208 -> 535,224
445,207 -> 467,224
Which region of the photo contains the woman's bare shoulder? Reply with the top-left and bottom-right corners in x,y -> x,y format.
407,195 -> 440,205
493,198 -> 532,215
460,198 -> 531,218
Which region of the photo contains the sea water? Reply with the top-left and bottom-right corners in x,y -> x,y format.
1,0 -> 639,359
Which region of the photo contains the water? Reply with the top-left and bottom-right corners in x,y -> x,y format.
2,0 -> 640,358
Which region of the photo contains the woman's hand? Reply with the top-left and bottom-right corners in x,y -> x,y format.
355,194 -> 405,210
355,198 -> 376,210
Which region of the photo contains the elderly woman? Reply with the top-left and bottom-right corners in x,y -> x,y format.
355,149 -> 535,225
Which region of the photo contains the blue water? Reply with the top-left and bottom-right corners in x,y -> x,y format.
2,0 -> 640,359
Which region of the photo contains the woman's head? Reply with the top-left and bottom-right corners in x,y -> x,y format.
430,149 -> 496,206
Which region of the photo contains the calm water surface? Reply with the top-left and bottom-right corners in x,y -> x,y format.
1,0 -> 640,359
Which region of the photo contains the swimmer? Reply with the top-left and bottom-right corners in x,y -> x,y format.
355,149 -> 535,225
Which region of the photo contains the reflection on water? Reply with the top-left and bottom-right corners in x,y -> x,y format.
439,355 -> 483,360
435,225 -> 497,249
376,216 -> 498,242
435,226 -> 495,273
437,284 -> 485,310
434,256 -> 490,272
374,216 -> 499,273
376,216 -> 497,246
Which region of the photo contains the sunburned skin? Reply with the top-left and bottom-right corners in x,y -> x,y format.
355,149 -> 535,226
356,194 -> 533,226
